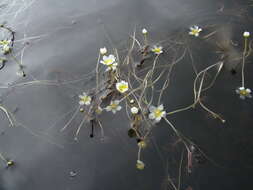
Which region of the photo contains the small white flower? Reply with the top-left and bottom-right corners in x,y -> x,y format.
189,25 -> 202,37
149,104 -> 166,122
131,107 -> 139,114
105,100 -> 122,114
116,80 -> 129,93
0,40 -> 11,54
100,47 -> 107,55
105,62 -> 118,71
136,160 -> 145,170
100,54 -> 116,66
130,99 -> 135,104
236,87 -> 252,99
79,92 -> 92,105
243,31 -> 250,38
142,28 -> 148,35
151,45 -> 163,55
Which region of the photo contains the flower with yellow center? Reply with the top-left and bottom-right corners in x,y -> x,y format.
105,100 -> 122,114
136,160 -> 145,170
189,25 -> 202,37
100,54 -> 116,66
79,92 -> 92,105
116,80 -> 129,93
151,45 -> 163,55
0,40 -> 11,54
149,104 -> 166,122
236,87 -> 252,99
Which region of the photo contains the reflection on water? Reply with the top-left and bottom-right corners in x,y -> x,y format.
0,0 -> 253,190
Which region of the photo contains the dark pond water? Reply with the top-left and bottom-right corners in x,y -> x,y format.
0,0 -> 253,189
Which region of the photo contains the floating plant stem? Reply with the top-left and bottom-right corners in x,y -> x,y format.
0,104 -> 14,127
241,32 -> 249,87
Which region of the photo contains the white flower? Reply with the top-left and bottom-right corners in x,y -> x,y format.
105,100 -> 122,114
148,104 -> 166,122
100,47 -> 107,55
136,160 -> 145,170
0,40 -> 11,54
79,92 -> 92,105
151,45 -> 163,55
116,80 -> 129,93
105,62 -> 118,71
142,28 -> 148,35
100,54 -> 116,66
189,25 -> 202,37
131,107 -> 139,114
130,99 -> 135,104
236,87 -> 252,99
243,31 -> 250,38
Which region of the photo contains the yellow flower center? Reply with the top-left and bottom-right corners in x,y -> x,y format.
136,162 -> 145,170
0,40 -> 9,46
154,109 -> 163,118
191,29 -> 199,35
104,59 -> 113,65
240,90 -> 248,96
118,84 -> 128,92
153,48 -> 161,53
110,103 -> 118,109
81,96 -> 90,103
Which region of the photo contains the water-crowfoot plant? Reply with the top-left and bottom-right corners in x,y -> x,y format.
1,18 -> 252,190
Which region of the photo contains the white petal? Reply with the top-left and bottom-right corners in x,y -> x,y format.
239,87 -> 245,90
105,106 -> 111,111
239,95 -> 245,100
149,106 -> 156,112
116,105 -> 122,111
85,101 -> 91,105
149,113 -> 155,120
246,88 -> 251,93
79,101 -> 84,105
114,100 -> 120,105
155,117 -> 161,122
158,104 -> 164,110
